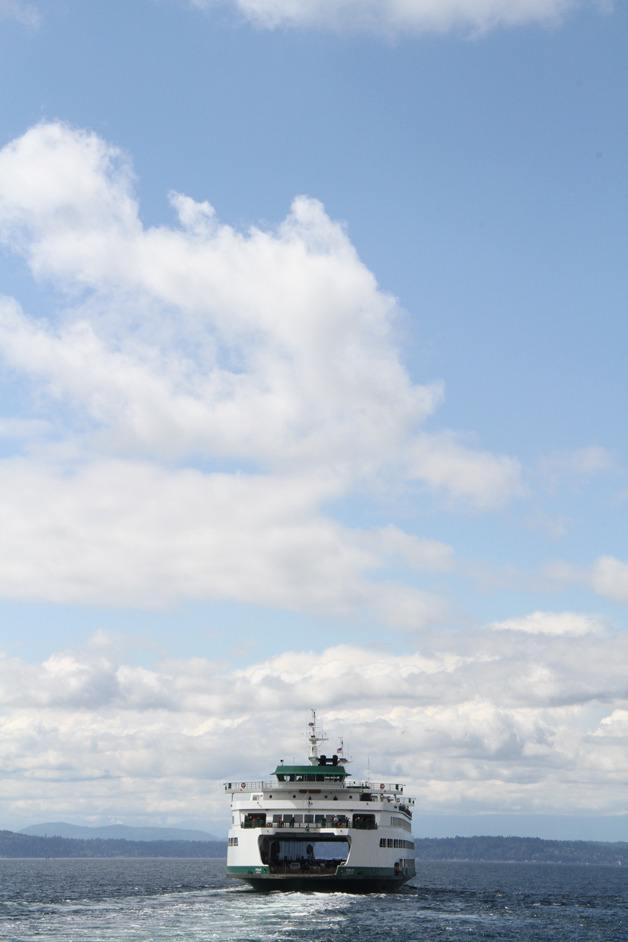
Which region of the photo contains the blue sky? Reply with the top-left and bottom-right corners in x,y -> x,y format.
0,0 -> 627,838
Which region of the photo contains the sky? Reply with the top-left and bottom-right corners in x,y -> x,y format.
0,0 -> 627,840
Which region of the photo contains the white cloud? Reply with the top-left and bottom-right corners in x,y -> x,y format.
0,123 -> 518,487
591,556 -> 628,605
490,610 -> 605,637
546,556 -> 628,607
0,124 -> 444,477
539,445 -> 616,489
0,121 -> 523,611
1,629 -> 628,828
190,0 -> 599,35
596,709 -> 628,739
0,0 -> 39,27
409,432 -> 523,510
0,455 -> 447,626
361,525 -> 455,572
0,417 -> 50,438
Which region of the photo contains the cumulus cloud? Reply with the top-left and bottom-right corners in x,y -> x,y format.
0,456 -> 448,625
546,556 -> 628,607
0,121 -> 523,612
0,123 -> 444,476
596,709 -> 628,739
490,611 -> 605,637
190,0 -> 600,36
367,526 -> 454,572
1,629 -> 628,828
0,123 -> 518,484
409,432 -> 524,510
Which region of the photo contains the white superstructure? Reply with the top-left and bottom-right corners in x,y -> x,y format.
225,712 -> 416,891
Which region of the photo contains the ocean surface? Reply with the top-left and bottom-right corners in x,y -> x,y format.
0,857 -> 626,941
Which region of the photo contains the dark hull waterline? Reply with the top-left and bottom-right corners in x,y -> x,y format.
232,873 -> 411,893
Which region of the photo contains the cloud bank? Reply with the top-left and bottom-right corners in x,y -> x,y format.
191,0 -> 603,35
1,628 -> 627,829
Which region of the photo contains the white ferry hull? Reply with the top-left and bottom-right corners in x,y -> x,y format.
226,824 -> 416,892
224,712 -> 416,893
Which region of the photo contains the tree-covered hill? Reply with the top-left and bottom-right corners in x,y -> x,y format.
0,830 -> 226,859
413,836 -> 628,866
20,822 -> 216,842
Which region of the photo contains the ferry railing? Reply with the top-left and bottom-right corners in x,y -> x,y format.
224,781 -> 272,793
224,780 -> 415,800
242,819 -> 350,830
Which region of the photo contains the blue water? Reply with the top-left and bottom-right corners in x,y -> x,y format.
0,858 -> 625,941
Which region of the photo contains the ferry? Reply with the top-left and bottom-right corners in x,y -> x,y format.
224,712 -> 416,891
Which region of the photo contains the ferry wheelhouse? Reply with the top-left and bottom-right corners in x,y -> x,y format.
225,713 -> 416,891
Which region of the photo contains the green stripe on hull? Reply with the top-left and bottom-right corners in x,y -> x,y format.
227,865 -> 270,875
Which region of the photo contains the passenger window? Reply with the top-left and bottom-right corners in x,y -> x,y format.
352,813 -> 376,830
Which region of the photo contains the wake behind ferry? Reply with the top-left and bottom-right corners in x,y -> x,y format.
224,712 -> 416,891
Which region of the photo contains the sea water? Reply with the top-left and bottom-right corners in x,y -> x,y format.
0,857 -> 625,941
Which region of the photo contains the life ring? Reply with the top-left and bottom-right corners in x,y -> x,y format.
379,783 -> 385,790
240,782 -> 247,790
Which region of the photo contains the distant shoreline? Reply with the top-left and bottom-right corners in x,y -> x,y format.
1,831 -> 626,864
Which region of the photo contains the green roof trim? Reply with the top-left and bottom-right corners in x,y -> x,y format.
273,764 -> 348,778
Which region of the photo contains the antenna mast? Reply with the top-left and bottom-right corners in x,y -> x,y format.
307,710 -> 327,765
